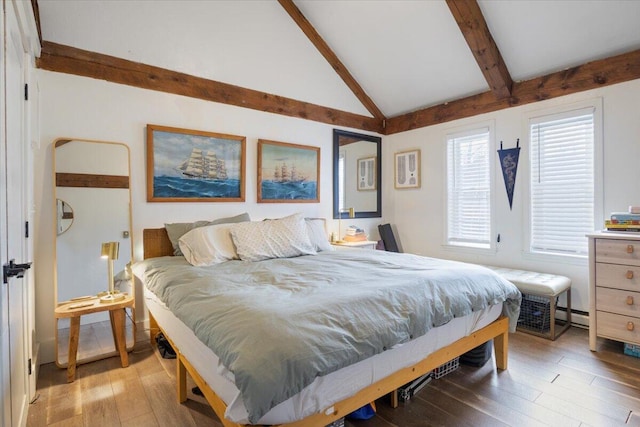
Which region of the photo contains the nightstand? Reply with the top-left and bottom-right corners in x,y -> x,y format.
331,240 -> 378,250
54,294 -> 134,382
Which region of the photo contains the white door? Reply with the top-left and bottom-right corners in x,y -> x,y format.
0,0 -> 10,422
1,1 -> 30,425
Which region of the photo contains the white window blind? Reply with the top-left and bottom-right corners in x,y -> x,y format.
447,129 -> 491,248
530,108 -> 594,255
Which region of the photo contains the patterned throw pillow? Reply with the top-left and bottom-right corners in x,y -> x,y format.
230,213 -> 317,261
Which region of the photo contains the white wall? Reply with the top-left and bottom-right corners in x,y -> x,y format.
34,69 -> 640,363
383,79 -> 640,320
34,71 -> 382,363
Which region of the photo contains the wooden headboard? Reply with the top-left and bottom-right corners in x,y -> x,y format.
143,228 -> 174,259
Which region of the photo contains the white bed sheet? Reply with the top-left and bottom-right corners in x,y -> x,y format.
144,286 -> 502,425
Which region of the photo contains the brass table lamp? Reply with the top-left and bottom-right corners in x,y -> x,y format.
99,241 -> 125,303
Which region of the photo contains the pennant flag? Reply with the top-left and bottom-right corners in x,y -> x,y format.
497,139 -> 520,210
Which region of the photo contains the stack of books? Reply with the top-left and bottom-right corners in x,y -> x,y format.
605,212 -> 640,232
343,225 -> 367,242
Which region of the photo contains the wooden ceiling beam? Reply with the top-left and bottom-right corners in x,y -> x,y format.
385,48 -> 640,134
36,41 -> 384,134
278,0 -> 386,120
446,0 -> 512,99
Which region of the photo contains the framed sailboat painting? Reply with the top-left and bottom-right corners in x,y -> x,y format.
257,139 -> 320,203
146,124 -> 246,202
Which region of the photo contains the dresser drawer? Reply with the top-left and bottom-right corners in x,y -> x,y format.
595,239 -> 640,266
596,311 -> 640,345
595,262 -> 640,292
596,287 -> 640,317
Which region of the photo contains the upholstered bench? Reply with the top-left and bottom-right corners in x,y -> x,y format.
484,266 -> 572,340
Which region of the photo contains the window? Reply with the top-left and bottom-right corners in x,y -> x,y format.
529,107 -> 596,256
446,128 -> 491,249
338,150 -> 346,209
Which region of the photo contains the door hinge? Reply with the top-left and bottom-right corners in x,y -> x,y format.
24,83 -> 28,101
25,221 -> 29,238
28,359 -> 32,375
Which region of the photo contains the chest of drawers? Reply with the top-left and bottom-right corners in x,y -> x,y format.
588,232 -> 640,351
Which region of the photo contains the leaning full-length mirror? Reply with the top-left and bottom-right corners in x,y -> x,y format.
53,138 -> 134,367
333,129 -> 382,219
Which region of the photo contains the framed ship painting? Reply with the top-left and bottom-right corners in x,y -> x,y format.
146,124 -> 246,202
257,139 -> 320,203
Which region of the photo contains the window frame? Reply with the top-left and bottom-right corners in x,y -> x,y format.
443,121 -> 496,254
522,98 -> 603,263
338,149 -> 346,210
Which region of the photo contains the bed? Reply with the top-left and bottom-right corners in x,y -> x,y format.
134,216 -> 520,427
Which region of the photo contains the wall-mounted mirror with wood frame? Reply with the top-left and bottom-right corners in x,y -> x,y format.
53,138 -> 135,368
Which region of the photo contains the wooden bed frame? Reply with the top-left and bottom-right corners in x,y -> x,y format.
142,228 -> 510,427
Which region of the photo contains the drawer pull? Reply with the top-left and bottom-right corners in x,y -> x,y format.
628,322 -> 635,331
627,270 -> 635,280
628,245 -> 635,254
627,296 -> 635,305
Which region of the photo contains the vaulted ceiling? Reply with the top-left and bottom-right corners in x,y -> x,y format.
35,0 -> 640,135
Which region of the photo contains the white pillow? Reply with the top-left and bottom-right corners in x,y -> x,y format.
178,223 -> 238,266
230,213 -> 317,262
306,218 -> 332,252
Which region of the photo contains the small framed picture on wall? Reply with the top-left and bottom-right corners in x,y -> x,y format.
357,156 -> 376,191
394,149 -> 420,189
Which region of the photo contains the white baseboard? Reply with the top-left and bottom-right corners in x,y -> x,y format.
30,342 -> 40,402
570,312 -> 589,328
555,309 -> 589,328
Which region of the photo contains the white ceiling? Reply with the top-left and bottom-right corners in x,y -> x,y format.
38,0 -> 640,119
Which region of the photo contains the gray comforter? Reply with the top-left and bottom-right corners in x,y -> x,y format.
133,250 -> 521,423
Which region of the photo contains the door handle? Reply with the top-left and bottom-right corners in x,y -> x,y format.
3,259 -> 32,284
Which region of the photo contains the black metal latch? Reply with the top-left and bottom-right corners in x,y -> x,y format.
3,259 -> 32,284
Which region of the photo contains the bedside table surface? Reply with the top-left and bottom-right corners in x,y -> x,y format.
332,240 -> 378,249
55,294 -> 134,318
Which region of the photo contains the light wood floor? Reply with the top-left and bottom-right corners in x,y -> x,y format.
27,327 -> 640,427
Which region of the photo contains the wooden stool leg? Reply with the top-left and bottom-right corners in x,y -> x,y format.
109,309 -> 118,345
67,317 -> 81,383
550,295 -> 556,340
110,308 -> 129,368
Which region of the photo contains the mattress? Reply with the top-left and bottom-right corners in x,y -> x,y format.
144,285 -> 503,424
